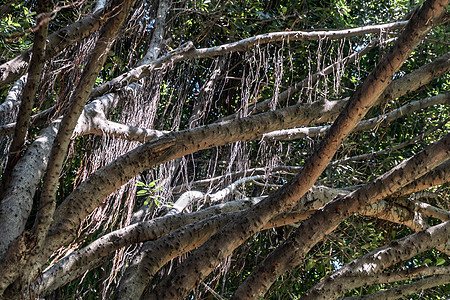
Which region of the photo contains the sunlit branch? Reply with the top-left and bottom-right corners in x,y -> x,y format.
89,22 -> 407,99
301,221 -> 450,299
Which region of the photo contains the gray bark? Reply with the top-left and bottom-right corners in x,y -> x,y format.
262,93 -> 449,141
342,274 -> 450,300
233,132 -> 450,299
302,221 -> 450,299
0,122 -> 59,258
0,6 -> 112,86
149,0 -> 448,298
89,22 -> 408,99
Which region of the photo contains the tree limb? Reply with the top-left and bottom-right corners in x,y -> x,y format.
0,0 -> 138,296
301,221 -> 450,299
0,5 -> 112,87
262,93 -> 449,141
341,274 -> 450,300
0,0 -> 51,197
233,132 -> 450,299
0,75 -> 26,114
149,0 -> 448,298
89,22 -> 407,99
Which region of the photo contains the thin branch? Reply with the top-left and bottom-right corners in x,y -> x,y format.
396,197 -> 450,221
0,0 -> 51,197
89,22 -> 407,99
263,93 -> 449,141
172,165 -> 302,193
301,221 -> 450,299
150,1 -> 447,298
0,75 -> 26,114
341,274 -> 450,300
0,5 -> 113,87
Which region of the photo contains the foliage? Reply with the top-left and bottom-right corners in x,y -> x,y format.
0,0 -> 448,299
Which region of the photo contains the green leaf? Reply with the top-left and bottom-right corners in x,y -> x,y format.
436,258 -> 446,266
148,179 -> 160,188
136,190 -> 148,196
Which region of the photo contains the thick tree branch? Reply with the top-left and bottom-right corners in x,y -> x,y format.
0,121 -> 59,292
89,22 -> 407,99
0,1 -> 138,296
115,185 -> 431,299
33,180 -> 434,297
33,197 -> 262,298
342,274 -> 450,300
114,185 -> 414,299
0,121 -> 59,258
348,266 -> 450,286
302,221 -> 450,299
0,0 -> 51,197
149,1 -> 448,298
76,79 -> 449,144
263,93 -> 449,141
34,0 -> 136,242
234,132 -> 450,299
395,160 -> 450,197
41,97 -> 351,254
0,5 -> 112,87
138,0 -> 170,65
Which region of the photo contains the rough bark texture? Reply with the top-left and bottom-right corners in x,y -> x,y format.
0,6 -> 111,86
233,132 -> 450,299
0,1 -> 448,298
0,0 -> 51,195
148,0 -> 448,298
34,0 -> 136,245
263,93 -> 449,141
0,1 -> 137,296
301,221 -> 450,299
0,122 -> 59,258
342,274 -> 450,300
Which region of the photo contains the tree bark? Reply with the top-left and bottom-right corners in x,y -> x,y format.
233,132 -> 450,299
148,0 -> 448,298
0,6 -> 112,86
301,221 -> 450,299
